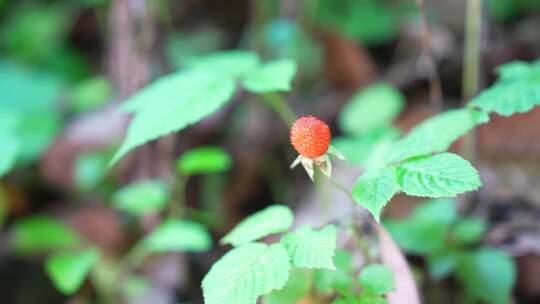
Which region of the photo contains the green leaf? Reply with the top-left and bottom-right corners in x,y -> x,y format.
384,109 -> 486,163
176,146 -> 232,175
358,292 -> 388,304
0,134 -> 18,177
456,247 -> 516,304
339,83 -> 404,135
315,0 -> 399,46
46,248 -> 100,295
471,60 -> 540,116
241,59 -> 297,93
334,249 -> 353,273
68,76 -> 112,113
142,219 -> 212,253
396,153 -> 481,198
264,268 -> 311,304
427,251 -> 458,280
74,151 -> 109,191
281,225 -> 337,270
451,217 -> 487,245
314,268 -> 353,295
0,59 -> 64,163
112,180 -> 169,216
11,216 -> 82,254
165,28 -> 226,69
359,264 -> 395,295
352,167 -> 399,221
221,205 -> 294,246
202,242 -> 291,304
332,127 -> 400,166
184,50 -> 260,78
384,199 -> 457,254
110,71 -> 235,165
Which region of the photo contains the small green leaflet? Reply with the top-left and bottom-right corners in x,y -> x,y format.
451,217 -> 486,245
242,59 -> 297,93
11,216 -> 82,254
359,264 -> 395,295
202,242 -> 291,304
352,167 -> 399,221
427,251 -> 458,280
396,153 -> 481,198
281,225 -> 337,270
456,247 -> 516,304
384,109 -> 487,164
184,50 -> 260,79
68,76 -> 112,113
472,60 -> 540,116
0,134 -> 18,177
221,205 -> 294,246
110,71 -> 235,165
176,146 -> 232,175
74,151 -> 109,191
142,219 -> 212,253
112,180 -> 169,216
338,83 -> 404,135
45,248 -> 100,295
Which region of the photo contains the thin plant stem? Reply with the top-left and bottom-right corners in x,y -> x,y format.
169,174 -> 187,218
461,0 -> 482,165
263,93 -> 298,126
415,0 -> 443,110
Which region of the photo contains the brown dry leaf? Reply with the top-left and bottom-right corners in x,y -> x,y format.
375,223 -> 421,304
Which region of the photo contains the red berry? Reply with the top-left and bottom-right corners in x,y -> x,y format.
290,116 -> 331,159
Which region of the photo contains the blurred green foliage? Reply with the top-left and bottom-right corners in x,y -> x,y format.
385,199 -> 516,303
176,147 -> 232,176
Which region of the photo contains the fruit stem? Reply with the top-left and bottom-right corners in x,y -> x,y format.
262,92 -> 297,126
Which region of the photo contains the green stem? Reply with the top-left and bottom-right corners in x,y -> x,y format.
169,174 -> 187,218
262,93 -> 297,126
461,0 -> 482,164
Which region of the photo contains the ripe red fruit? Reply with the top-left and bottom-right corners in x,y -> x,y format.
290,116 -> 331,159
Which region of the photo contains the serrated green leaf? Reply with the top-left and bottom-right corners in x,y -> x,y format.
142,219 -> 212,253
472,60 -> 540,116
339,83 -> 404,135
221,205 -> 294,246
352,167 -> 399,221
359,264 -> 395,295
384,199 -> 457,254
264,268 -> 311,304
11,216 -> 82,254
184,50 -> 260,78
384,109 -> 485,163
112,180 -> 169,216
456,247 -> 516,304
396,153 -> 481,198
242,59 -> 297,93
111,71 -> 235,165
0,134 -> 18,177
281,225 -> 337,270
176,146 -> 232,175
45,248 -> 100,295
451,217 -> 486,245
202,242 -> 291,304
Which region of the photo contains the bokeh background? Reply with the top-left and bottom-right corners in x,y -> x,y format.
0,0 -> 540,303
